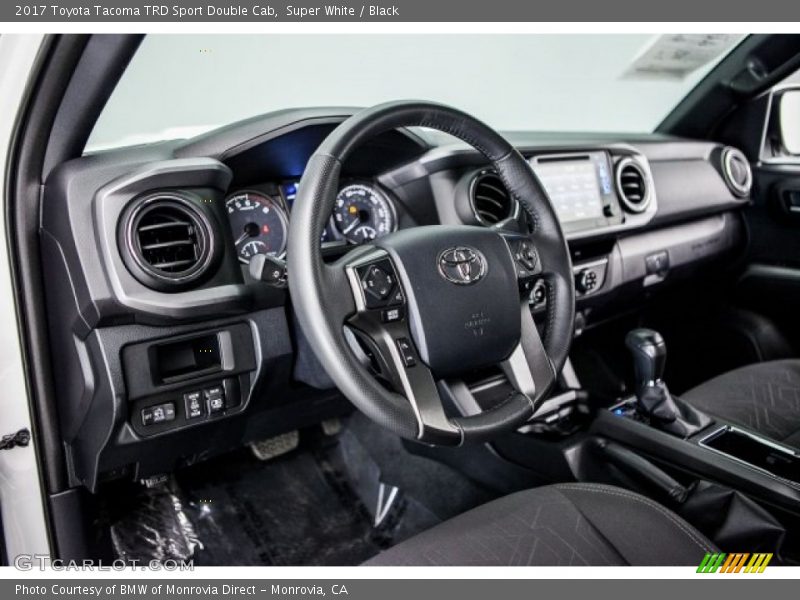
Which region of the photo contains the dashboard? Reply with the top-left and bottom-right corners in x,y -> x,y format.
40,108 -> 752,491
221,147 -> 659,272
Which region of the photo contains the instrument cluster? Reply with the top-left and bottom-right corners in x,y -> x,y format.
224,180 -> 397,264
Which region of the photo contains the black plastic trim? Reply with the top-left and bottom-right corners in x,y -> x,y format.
5,34 -> 143,556
658,35 -> 800,140
42,35 -> 143,179
174,107 -> 431,163
119,192 -> 221,291
591,411 -> 800,514
42,157 -> 252,332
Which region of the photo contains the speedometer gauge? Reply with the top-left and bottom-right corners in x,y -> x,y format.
225,191 -> 288,263
333,183 -> 396,244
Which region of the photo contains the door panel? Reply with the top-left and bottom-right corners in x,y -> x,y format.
736,164 -> 800,350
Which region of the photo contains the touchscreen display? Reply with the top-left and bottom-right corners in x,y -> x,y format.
530,152 -> 613,224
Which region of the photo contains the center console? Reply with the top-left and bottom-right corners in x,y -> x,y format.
594,403 -> 800,512
700,426 -> 800,486
480,325 -> 800,531
593,329 -> 800,513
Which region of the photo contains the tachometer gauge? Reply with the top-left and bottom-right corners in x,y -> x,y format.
333,183 -> 396,244
225,191 -> 288,264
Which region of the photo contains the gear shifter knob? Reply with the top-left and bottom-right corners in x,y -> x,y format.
623,328 -> 713,436
625,328 -> 667,390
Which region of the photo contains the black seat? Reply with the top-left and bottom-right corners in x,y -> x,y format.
366,483 -> 715,566
681,359 -> 800,448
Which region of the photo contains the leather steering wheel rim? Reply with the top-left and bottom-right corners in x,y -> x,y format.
288,101 -> 575,445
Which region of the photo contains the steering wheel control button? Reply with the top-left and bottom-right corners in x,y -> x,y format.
356,259 -> 403,309
362,265 -> 393,299
389,287 -> 404,306
395,337 -> 416,367
515,240 -> 538,271
509,238 -> 540,282
382,307 -> 403,323
183,391 -> 205,420
141,402 -> 176,426
530,280 -> 547,307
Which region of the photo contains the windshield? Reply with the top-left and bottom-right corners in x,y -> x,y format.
86,34 -> 743,152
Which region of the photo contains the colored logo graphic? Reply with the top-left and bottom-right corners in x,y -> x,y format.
697,553 -> 773,573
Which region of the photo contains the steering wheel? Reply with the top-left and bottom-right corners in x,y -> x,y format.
288,101 -> 575,445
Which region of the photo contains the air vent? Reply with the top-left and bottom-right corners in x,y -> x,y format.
122,194 -> 216,290
615,158 -> 651,214
469,170 -> 518,225
721,147 -> 752,198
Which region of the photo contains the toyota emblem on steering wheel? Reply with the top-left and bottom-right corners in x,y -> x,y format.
437,246 -> 487,285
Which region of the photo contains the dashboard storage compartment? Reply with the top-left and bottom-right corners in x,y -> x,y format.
700,426 -> 800,484
153,333 -> 223,383
123,324 -> 255,395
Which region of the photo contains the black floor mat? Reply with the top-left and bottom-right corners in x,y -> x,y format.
343,413 -> 495,520
103,416 -> 493,566
174,445 -> 397,565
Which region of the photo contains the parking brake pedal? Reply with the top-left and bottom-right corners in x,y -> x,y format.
250,430 -> 299,461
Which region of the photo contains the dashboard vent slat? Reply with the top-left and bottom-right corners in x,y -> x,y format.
148,258 -> 197,270
470,171 -> 518,226
137,221 -> 191,233
136,205 -> 201,274
140,239 -> 197,251
615,159 -> 651,214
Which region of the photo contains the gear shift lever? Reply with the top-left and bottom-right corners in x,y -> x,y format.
625,328 -> 679,424
624,328 -> 711,436
626,329 -> 667,389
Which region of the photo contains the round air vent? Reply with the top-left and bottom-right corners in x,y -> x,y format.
121,193 -> 218,290
615,158 -> 652,214
721,147 -> 752,198
469,170 -> 519,226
